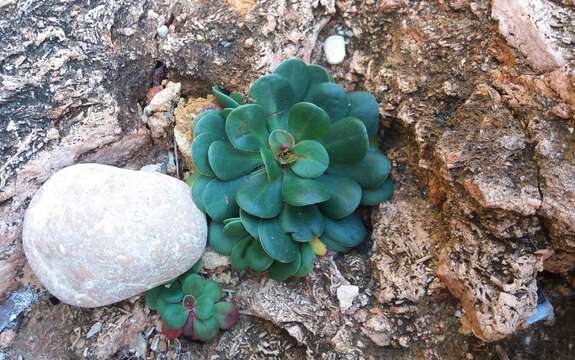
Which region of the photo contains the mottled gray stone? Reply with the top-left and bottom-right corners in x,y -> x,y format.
22,163 -> 206,307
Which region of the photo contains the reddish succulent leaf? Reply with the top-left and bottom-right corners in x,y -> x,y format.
161,322 -> 183,340
182,312 -> 195,338
214,302 -> 240,330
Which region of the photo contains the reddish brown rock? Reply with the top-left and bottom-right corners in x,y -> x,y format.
492,0 -> 568,73
437,220 -> 545,342
173,95 -> 220,171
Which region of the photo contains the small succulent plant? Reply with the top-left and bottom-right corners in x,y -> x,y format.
145,262 -> 239,341
189,58 -> 393,281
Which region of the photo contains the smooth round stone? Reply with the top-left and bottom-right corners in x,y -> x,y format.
23,163 -> 207,307
324,35 -> 346,65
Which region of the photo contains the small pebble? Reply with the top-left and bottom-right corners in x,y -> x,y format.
244,37 -> 254,48
324,35 -> 346,65
156,25 -> 169,38
86,321 -> 102,339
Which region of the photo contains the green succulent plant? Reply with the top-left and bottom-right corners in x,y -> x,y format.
145,262 -> 239,341
189,58 -> 394,281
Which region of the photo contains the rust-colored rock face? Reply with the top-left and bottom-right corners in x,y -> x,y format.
338,0 -> 574,343
436,220 -> 545,342
492,0 -> 567,73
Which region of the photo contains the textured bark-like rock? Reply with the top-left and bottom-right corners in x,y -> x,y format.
370,199 -> 441,304
23,163 -> 207,307
492,0 -> 570,73
437,220 -> 544,342
0,0 -> 329,300
142,81 -> 181,149
338,0 -> 574,342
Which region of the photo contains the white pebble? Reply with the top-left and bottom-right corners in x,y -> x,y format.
324,35 -> 346,65
156,25 -> 168,38
86,322 -> 102,339
337,285 -> 359,311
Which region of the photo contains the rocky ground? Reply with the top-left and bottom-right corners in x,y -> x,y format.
0,0 -> 574,359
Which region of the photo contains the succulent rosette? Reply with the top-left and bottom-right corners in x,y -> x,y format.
189,58 -> 393,281
145,263 -> 239,341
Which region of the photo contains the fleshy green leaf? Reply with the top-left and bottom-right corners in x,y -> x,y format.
245,240 -> 274,272
258,218 -> 298,263
260,147 -> 282,182
221,108 -> 233,118
268,129 -> 295,156
226,104 -> 269,152
291,140 -> 329,178
230,91 -> 244,104
213,302 -> 239,329
307,64 -> 334,86
145,287 -> 160,310
208,140 -> 262,181
348,91 -> 379,137
305,83 -> 350,121
181,273 -> 204,298
191,174 -> 211,212
311,236 -> 327,256
223,218 -> 249,238
361,177 -> 394,205
287,102 -> 330,141
293,242 -> 314,277
269,111 -> 290,131
202,280 -> 224,302
212,86 -> 240,108
192,171 -> 212,212
274,58 -> 310,101
236,170 -> 283,218
159,282 -> 184,304
202,176 -> 245,222
267,250 -> 301,281
193,111 -> 225,138
319,234 -> 349,252
192,317 -> 220,342
192,133 -> 221,176
185,174 -> 195,187
279,204 -> 324,242
230,236 -> 252,270
195,295 -> 215,320
321,213 -> 366,251
223,217 -> 237,225
318,174 -> 362,219
208,222 -> 239,256
328,150 -> 391,189
239,209 -> 259,239
321,117 -> 368,164
249,74 -> 295,115
282,171 -> 331,206
159,301 -> 188,330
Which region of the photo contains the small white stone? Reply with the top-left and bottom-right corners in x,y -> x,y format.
337,285 -> 359,311
86,322 -> 102,339
324,35 -> 346,65
156,25 -> 168,38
